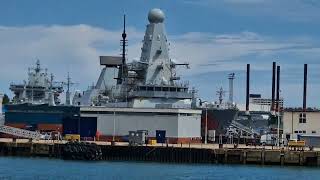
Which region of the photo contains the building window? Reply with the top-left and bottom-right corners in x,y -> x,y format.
294,130 -> 298,133
299,113 -> 307,123
302,130 -> 306,134
312,131 -> 316,134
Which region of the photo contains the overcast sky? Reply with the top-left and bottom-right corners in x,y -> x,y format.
1,0 -> 320,107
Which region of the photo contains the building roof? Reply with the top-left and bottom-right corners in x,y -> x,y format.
80,106 -> 202,114
284,107 -> 320,112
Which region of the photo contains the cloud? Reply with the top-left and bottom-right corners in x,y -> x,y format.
183,0 -> 320,22
169,31 -> 315,76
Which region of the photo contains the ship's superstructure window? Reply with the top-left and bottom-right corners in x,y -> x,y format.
299,113 -> 307,123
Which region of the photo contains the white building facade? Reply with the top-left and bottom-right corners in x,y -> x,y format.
283,110 -> 320,137
81,107 -> 202,143
238,94 -> 283,112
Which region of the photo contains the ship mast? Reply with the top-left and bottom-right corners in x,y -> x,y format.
63,72 -> 76,105
117,14 -> 128,85
216,87 -> 226,105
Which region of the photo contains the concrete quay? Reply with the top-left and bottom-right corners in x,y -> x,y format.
0,138 -> 319,166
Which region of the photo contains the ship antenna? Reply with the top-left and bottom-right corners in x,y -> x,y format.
121,13 -> 127,79
36,59 -> 41,73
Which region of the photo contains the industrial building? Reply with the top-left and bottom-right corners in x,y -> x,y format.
4,104 -> 81,135
283,109 -> 320,147
238,94 -> 283,112
283,109 -> 320,136
3,104 -> 201,143
81,107 -> 202,143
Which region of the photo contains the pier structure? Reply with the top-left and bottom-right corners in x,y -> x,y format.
0,139 -> 320,166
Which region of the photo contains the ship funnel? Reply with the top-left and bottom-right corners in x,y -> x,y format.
303,64 -> 308,112
246,64 -> 250,114
271,62 -> 276,114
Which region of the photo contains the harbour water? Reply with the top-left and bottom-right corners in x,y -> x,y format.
0,157 -> 319,180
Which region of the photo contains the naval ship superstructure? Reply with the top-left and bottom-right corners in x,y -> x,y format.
9,60 -> 63,105
73,9 -> 194,109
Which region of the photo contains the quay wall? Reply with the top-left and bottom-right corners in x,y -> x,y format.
0,141 -> 320,166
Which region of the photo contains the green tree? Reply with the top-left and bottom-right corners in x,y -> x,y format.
2,94 -> 10,104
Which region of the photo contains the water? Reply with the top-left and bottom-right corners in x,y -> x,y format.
0,157 -> 319,180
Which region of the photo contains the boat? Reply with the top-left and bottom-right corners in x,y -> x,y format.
9,60 -> 63,105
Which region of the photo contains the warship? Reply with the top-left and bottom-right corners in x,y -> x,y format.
9,60 -> 63,105
73,9 -> 195,109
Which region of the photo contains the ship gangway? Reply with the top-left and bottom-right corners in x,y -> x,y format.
227,120 -> 260,138
0,125 -> 42,140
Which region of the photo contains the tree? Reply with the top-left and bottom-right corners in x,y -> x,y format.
2,94 -> 10,104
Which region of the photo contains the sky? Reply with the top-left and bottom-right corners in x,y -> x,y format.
0,0 -> 320,107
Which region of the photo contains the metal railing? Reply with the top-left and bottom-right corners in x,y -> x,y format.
227,120 -> 259,137
0,125 -> 42,140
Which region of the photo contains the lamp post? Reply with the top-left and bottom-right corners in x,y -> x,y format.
277,92 -> 282,147
205,105 -> 208,144
199,99 -> 208,144
113,111 -> 116,141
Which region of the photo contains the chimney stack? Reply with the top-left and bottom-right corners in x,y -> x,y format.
228,73 -> 235,104
271,62 -> 276,113
246,64 -> 250,113
276,66 -> 280,113
303,64 -> 308,112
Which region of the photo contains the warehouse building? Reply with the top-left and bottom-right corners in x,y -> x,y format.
3,104 -> 202,143
80,107 -> 202,143
4,104 -> 81,135
283,109 -> 320,136
283,109 -> 320,147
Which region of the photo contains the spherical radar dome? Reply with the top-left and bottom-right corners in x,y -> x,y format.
148,8 -> 165,23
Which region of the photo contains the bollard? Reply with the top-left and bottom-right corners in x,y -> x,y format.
310,146 -> 314,151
